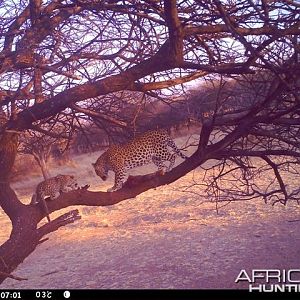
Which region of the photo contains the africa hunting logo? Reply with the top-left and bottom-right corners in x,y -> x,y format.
235,269 -> 300,292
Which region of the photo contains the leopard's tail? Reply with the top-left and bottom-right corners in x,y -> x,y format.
30,193 -> 38,205
167,138 -> 188,159
31,193 -> 51,222
40,197 -> 51,223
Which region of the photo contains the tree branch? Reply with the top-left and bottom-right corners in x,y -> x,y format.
261,155 -> 289,204
37,209 -> 81,237
70,104 -> 128,128
0,271 -> 27,281
183,23 -> 300,38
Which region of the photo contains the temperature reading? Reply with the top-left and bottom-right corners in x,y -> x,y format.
35,291 -> 52,299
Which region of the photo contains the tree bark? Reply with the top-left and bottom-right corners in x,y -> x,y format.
0,132 -> 18,182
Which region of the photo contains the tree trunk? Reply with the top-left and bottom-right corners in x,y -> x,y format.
0,132 -> 42,283
0,132 -> 18,182
38,156 -> 51,180
33,153 -> 51,180
0,181 -> 81,284
0,184 -> 38,283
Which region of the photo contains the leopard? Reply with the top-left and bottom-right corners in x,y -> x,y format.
30,174 -> 79,222
92,129 -> 188,192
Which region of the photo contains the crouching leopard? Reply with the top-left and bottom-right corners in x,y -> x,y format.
31,174 -> 78,222
92,129 -> 187,192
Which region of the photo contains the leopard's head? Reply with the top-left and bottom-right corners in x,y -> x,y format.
66,175 -> 79,190
57,174 -> 79,190
92,155 -> 109,181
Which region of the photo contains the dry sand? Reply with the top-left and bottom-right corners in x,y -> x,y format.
1,136 -> 300,289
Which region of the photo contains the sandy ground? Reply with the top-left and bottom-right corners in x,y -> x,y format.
1,136 -> 300,289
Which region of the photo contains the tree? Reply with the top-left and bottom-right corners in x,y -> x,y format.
0,0 -> 299,283
19,127 -> 71,179
185,70 -> 300,206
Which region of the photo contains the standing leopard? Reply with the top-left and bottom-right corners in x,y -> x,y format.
92,129 -> 187,192
31,174 -> 78,222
